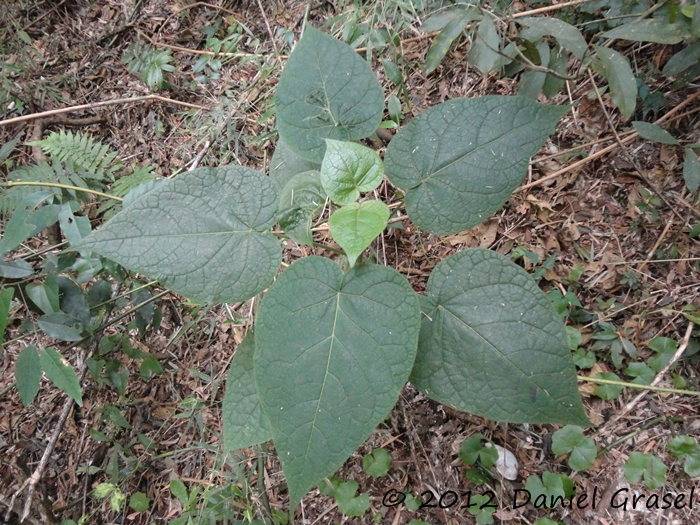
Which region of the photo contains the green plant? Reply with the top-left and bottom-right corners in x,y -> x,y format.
122,42 -> 176,89
623,451 -> 667,489
551,425 -> 597,471
668,435 -> 700,477
75,26 -> 588,511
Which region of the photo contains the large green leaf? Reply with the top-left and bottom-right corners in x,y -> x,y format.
468,17 -> 500,75
40,347 -> 82,406
328,201 -> 389,267
255,257 -> 421,508
424,8 -> 480,75
278,170 -> 326,246
594,45 -> 637,118
223,330 -> 271,452
320,140 -> 384,205
269,140 -> 320,191
275,27 -> 384,163
15,345 -> 42,407
384,96 -> 566,235
410,249 -> 588,425
518,17 -> 587,60
81,166 -> 281,304
0,287 -> 13,338
602,19 -> 691,44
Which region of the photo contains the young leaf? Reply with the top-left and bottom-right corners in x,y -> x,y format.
334,480 -> 370,517
410,249 -> 588,425
129,492 -> 150,512
593,46 -> 637,118
276,27 -> 384,163
632,121 -> 678,145
518,16 -> 587,60
551,425 -> 597,471
15,345 -> 42,406
683,148 -> 700,192
170,480 -> 189,504
459,434 -> 498,467
623,452 -> 666,489
593,372 -> 623,400
255,257 -> 421,509
328,201 -> 390,267
668,435 -> 700,477
40,348 -> 82,406
278,171 -> 325,246
362,448 -> 392,477
320,140 -> 384,205
0,287 -> 13,338
424,8 -> 480,75
468,16 -> 500,75
384,96 -> 567,235
269,140 -> 321,192
223,330 -> 272,452
81,166 -> 282,304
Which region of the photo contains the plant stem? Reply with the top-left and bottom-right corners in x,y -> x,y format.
312,242 -> 345,256
598,416 -> 665,455
577,375 -> 699,397
1,181 -> 122,201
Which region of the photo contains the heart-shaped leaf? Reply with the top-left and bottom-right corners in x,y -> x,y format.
275,26 -> 384,163
278,171 -> 326,246
255,257 -> 420,508
328,201 -> 389,267
384,96 -> 567,235
410,249 -> 588,425
270,140 -> 320,191
321,140 -> 384,205
223,330 -> 271,452
40,347 -> 82,406
81,166 -> 281,304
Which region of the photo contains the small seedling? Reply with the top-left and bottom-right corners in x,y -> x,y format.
668,436 -> 700,477
551,425 -> 597,471
362,448 -> 392,478
623,452 -> 667,489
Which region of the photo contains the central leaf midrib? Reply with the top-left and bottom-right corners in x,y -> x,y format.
301,289 -> 342,476
438,304 -> 563,405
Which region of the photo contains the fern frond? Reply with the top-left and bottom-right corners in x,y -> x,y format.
0,162 -> 62,216
97,164 -> 157,219
28,130 -> 121,180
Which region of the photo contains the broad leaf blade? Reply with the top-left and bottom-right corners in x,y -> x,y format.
276,27 -> 384,163
223,330 -> 272,451
255,257 -> 420,508
0,287 -> 13,338
385,96 -> 567,235
15,345 -> 42,406
81,166 -> 282,304
518,17 -> 587,60
269,140 -> 320,191
684,148 -> 700,192
468,17 -> 500,75
40,347 -> 82,406
320,140 -> 384,205
38,313 -> 83,341
424,9 -> 480,75
27,274 -> 60,315
0,259 -> 33,279
410,249 -> 588,425
602,19 -> 690,44
632,121 -> 678,145
328,201 -> 389,267
594,45 -> 637,118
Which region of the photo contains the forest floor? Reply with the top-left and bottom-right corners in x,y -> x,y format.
1,1 -> 700,524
